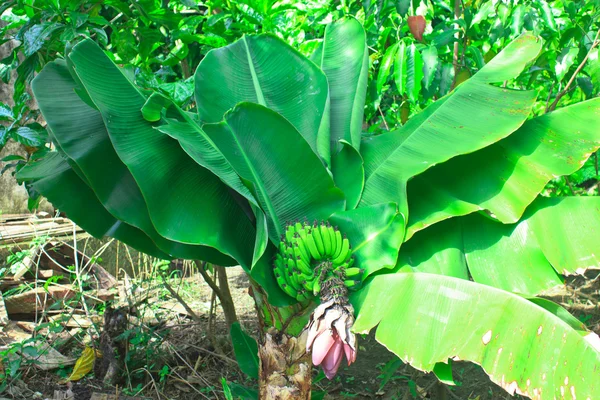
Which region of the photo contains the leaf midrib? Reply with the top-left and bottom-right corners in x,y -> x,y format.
242,36 -> 267,106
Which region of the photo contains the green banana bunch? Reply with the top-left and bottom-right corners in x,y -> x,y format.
273,220 -> 363,301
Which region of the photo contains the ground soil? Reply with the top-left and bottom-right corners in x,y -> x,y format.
6,267 -> 600,400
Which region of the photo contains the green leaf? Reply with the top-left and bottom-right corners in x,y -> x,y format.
1,155 -> 25,162
402,196 -> 600,293
555,47 -> 579,81
360,33 -> 542,219
16,153 -> 169,259
32,61 -> 234,264
318,16 -> 368,151
221,378 -> 234,400
535,0 -> 557,32
437,63 -> 454,96
12,126 -> 44,147
461,212 -> 564,295
353,272 -> 600,399
470,0 -> 494,26
376,43 -> 399,94
510,5 -> 526,36
68,39 -> 255,268
421,46 -> 438,91
406,98 -> 600,237
229,383 -> 258,400
396,218 -> 469,280
146,94 -> 270,270
525,197 -> 600,275
0,103 -> 13,120
378,357 -> 403,391
23,22 -> 63,57
194,34 -> 330,164
230,322 -> 259,379
432,29 -> 460,47
330,139 -> 364,210
203,102 -> 345,241
0,127 -> 8,149
404,44 -> 423,102
393,41 -> 406,95
329,203 -> 405,277
433,360 -> 455,386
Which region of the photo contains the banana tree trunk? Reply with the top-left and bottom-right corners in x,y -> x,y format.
258,328 -> 312,400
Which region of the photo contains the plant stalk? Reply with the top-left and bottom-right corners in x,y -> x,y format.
258,328 -> 312,400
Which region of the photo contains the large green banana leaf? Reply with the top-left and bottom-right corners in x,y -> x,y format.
16,152 -> 169,259
399,215 -> 563,295
395,219 -> 470,280
352,272 -> 600,399
141,93 -> 269,267
194,34 -> 330,164
329,203 -> 405,276
203,102 -> 346,241
313,16 -> 368,152
399,196 -> 600,295
67,39 -> 256,268
330,140 -> 364,210
360,33 -> 542,217
30,60 -> 237,264
406,98 -> 600,238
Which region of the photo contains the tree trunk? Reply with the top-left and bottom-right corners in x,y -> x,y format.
258,328 -> 312,400
216,265 -> 238,327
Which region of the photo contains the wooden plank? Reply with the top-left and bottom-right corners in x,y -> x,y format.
0,278 -> 28,291
4,285 -> 76,315
11,245 -> 42,281
0,217 -> 86,246
38,269 -> 65,279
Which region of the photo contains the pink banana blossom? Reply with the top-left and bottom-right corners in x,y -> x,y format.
306,298 -> 357,379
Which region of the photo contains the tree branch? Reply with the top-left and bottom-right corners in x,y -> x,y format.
195,260 -> 223,299
547,30 -> 600,112
162,278 -> 202,322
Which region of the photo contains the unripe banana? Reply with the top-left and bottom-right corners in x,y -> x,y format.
312,269 -> 323,296
287,269 -> 302,292
327,225 -> 337,256
332,238 -> 350,265
274,221 -> 358,300
295,239 -> 311,263
295,255 -> 313,275
311,222 -> 325,256
344,280 -> 357,288
274,255 -> 286,277
345,258 -> 354,268
276,275 -> 297,297
297,225 -> 309,242
305,230 -> 321,259
333,229 -> 343,259
345,267 -> 363,278
320,223 -> 332,256
285,226 -> 294,243
297,290 -> 310,302
304,277 -> 315,292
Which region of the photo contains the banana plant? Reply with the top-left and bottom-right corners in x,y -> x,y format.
17,16 -> 600,399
